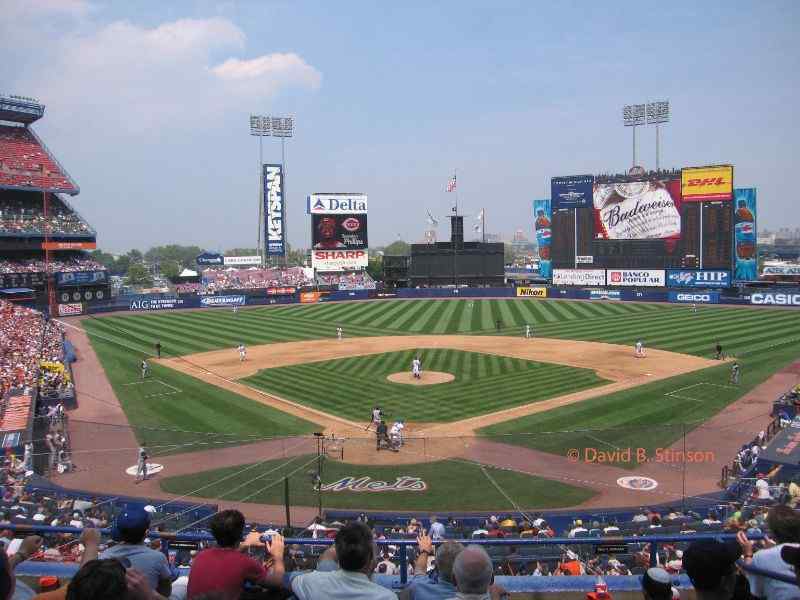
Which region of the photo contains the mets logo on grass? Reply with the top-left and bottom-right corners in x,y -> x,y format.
516,287 -> 547,298
320,476 -> 427,492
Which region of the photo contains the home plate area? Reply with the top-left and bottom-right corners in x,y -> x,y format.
664,382 -> 737,403
122,379 -> 182,398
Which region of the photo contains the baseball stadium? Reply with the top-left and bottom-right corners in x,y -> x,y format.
2,29 -> 800,599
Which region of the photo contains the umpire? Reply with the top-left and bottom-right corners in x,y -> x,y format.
376,420 -> 389,451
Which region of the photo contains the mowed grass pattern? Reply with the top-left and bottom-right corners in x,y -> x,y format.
242,349 -> 607,422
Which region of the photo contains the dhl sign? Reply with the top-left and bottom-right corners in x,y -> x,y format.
681,165 -> 733,201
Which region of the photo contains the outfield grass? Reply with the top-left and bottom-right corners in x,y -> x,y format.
85,331 -> 317,455
479,341 -> 800,467
242,349 -> 607,423
159,454 -> 596,511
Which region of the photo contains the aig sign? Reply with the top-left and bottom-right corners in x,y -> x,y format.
264,164 -> 285,256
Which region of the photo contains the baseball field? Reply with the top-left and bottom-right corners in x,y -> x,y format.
76,298 -> 800,510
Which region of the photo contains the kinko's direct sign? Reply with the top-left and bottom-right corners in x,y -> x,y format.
681,165 -> 733,201
320,476 -> 427,492
607,270 -> 666,287
552,269 -> 606,286
308,193 -> 368,214
264,164 -> 285,256
223,256 -> 261,266
750,293 -> 800,306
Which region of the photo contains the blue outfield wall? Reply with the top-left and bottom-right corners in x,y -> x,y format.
82,285 -> 800,315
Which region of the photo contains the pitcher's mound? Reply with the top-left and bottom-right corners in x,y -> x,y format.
387,371 -> 455,385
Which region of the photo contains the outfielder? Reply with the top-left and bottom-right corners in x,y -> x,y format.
140,359 -> 149,379
525,324 -> 532,339
238,343 -> 247,362
634,339 -> 645,358
412,356 -> 421,379
730,362 -> 741,385
691,303 -> 697,314
336,326 -> 343,341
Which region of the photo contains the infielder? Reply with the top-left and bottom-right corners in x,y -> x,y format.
140,359 -> 149,379
412,356 -> 422,379
730,362 -> 740,385
336,326 -> 343,341
634,339 -> 645,358
525,324 -> 533,339
238,343 -> 247,362
136,446 -> 148,482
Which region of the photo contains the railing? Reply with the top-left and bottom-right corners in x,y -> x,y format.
1,524 -> 766,587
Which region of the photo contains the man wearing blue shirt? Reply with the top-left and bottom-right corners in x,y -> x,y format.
407,534 -> 464,600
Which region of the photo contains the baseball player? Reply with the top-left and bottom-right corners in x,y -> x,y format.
336,326 -> 343,341
715,341 -> 724,360
136,447 -> 148,482
412,356 -> 422,379
233,305 -> 238,315
376,420 -> 389,451
238,343 -> 247,362
155,341 -> 162,359
730,362 -> 741,385
634,339 -> 645,358
366,406 -> 383,432
389,420 -> 404,451
140,359 -> 149,379
525,324 -> 532,339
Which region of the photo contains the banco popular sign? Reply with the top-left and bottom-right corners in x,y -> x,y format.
320,476 -> 427,492
607,270 -> 665,287
750,293 -> 800,306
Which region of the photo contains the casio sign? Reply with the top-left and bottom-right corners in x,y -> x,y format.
677,294 -> 710,302
751,293 -> 800,306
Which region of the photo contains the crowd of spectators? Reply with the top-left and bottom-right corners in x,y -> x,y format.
0,125 -> 77,192
316,270 -> 376,290
0,194 -> 91,236
0,256 -> 105,275
199,267 -> 313,292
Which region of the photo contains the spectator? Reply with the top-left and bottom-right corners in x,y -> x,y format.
641,567 -> 678,600
0,534 -> 42,600
450,545 -> 506,600
429,517 -> 446,541
100,507 -> 172,597
568,520 -> 587,537
407,534 -> 463,600
187,510 -> 283,599
683,539 -> 743,600
741,505 -> 800,600
283,521 -> 397,599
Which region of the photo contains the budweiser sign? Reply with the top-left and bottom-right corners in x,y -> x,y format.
320,476 -> 427,492
593,180 -> 681,240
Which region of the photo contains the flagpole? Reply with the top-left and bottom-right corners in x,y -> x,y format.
482,208 -> 486,244
454,169 -> 458,216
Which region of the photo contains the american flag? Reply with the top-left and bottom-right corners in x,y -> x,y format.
446,174 -> 457,192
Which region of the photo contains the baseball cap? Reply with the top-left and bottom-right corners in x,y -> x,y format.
642,567 -> 674,600
111,506 -> 151,541
683,539 -> 740,590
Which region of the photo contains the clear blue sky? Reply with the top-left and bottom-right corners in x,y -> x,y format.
2,0 -> 798,252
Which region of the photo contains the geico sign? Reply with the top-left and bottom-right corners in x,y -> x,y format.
751,293 -> 800,306
677,294 -> 711,302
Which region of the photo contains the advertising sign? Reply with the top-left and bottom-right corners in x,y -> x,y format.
607,269 -> 666,287
590,289 -> 621,300
516,287 -> 547,298
681,165 -> 733,201
749,292 -> 800,306
266,286 -> 296,295
669,291 -> 720,304
55,271 -> 107,287
666,270 -> 730,288
552,269 -> 606,286
532,199 -> 552,279
733,188 -> 757,281
129,296 -> 186,311
312,214 -> 368,251
576,255 -> 594,264
264,164 -> 285,256
551,175 -> 593,209
307,193 -> 368,214
0,271 -> 46,289
763,266 -> 800,276
200,295 -> 246,307
312,250 -> 368,272
41,241 -> 96,250
300,291 -> 322,304
593,178 -> 682,240
196,252 -> 224,266
223,256 -> 261,266
57,303 -> 83,316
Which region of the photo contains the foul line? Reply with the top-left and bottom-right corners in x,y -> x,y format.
122,379 -> 182,398
664,381 -> 738,403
